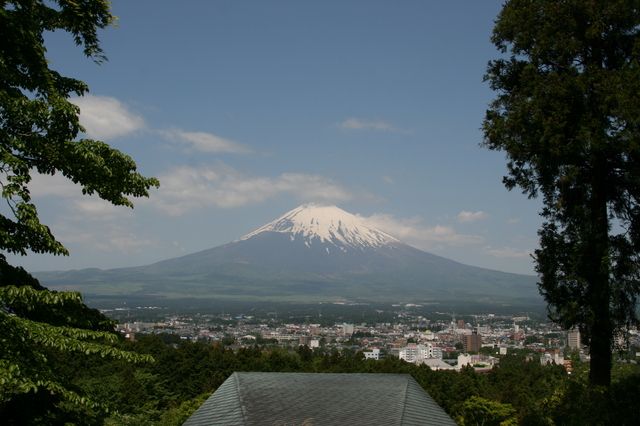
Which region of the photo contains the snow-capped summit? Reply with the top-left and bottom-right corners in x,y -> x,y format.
241,203 -> 399,250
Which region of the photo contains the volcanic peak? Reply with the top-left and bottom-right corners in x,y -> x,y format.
240,203 -> 399,249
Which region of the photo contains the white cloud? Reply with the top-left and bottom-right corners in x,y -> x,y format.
57,222 -> 154,254
72,198 -> 131,220
362,213 -> 484,248
485,246 -> 532,259
70,95 -> 145,140
339,117 -> 398,132
148,165 -> 353,216
457,210 -> 488,223
160,129 -> 251,154
382,175 -> 394,184
28,173 -> 136,224
104,232 -> 154,253
29,173 -> 82,198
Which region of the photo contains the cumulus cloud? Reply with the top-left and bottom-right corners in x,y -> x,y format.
160,129 -> 251,154
485,246 -> 532,259
28,172 -> 82,198
28,173 -> 136,223
148,165 -> 353,216
70,95 -> 144,140
28,180 -> 152,255
28,173 -> 137,215
361,213 -> 484,248
457,210 -> 488,223
339,117 -> 399,132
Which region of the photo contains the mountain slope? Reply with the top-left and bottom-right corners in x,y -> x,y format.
37,204 -> 540,303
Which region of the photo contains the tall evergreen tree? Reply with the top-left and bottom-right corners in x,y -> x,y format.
483,0 -> 640,386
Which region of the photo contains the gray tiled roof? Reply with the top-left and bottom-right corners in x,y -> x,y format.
183,372 -> 456,425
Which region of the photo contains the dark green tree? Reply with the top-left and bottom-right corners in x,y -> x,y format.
0,0 -> 158,420
483,0 -> 640,386
459,396 -> 517,426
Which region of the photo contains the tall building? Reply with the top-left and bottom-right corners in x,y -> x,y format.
399,343 -> 441,363
342,323 -> 355,337
399,344 -> 428,363
463,331 -> 482,353
567,328 -> 581,350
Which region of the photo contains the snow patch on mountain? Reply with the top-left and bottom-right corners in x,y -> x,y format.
241,204 -> 399,250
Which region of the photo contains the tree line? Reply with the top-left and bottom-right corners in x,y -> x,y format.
6,333 -> 639,425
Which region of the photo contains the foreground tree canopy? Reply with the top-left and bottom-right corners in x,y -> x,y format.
0,0 -> 158,258
484,0 -> 640,386
0,0 -> 158,420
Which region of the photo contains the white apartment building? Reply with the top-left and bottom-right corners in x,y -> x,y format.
363,348 -> 382,360
399,343 -> 442,364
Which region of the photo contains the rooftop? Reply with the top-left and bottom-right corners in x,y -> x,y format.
184,372 -> 456,425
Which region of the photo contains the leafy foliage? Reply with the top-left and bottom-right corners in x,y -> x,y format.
483,0 -> 640,386
459,396 -> 517,426
0,0 -> 158,257
0,286 -> 153,424
0,1 -> 159,423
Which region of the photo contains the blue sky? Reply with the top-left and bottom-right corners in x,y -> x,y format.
11,0 -> 543,275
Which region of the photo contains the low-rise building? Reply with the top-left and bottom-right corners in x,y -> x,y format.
364,348 -> 382,360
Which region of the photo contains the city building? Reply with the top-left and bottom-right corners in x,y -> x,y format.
399,343 -> 442,364
342,323 -> 355,336
463,331 -> 482,353
457,354 -> 498,370
540,351 -> 564,366
364,348 -> 382,360
421,358 -> 455,371
299,335 -> 311,346
567,328 -> 581,350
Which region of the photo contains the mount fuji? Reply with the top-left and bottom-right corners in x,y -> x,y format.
37,204 -> 539,303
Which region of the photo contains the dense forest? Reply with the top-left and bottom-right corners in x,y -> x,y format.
3,331 -> 638,425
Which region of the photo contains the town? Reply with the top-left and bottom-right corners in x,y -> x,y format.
108,302 -> 640,373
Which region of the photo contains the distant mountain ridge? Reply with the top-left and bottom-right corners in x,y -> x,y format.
37,204 -> 540,303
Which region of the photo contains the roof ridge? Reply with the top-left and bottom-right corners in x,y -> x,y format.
233,372 -> 249,423
399,375 -> 411,425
